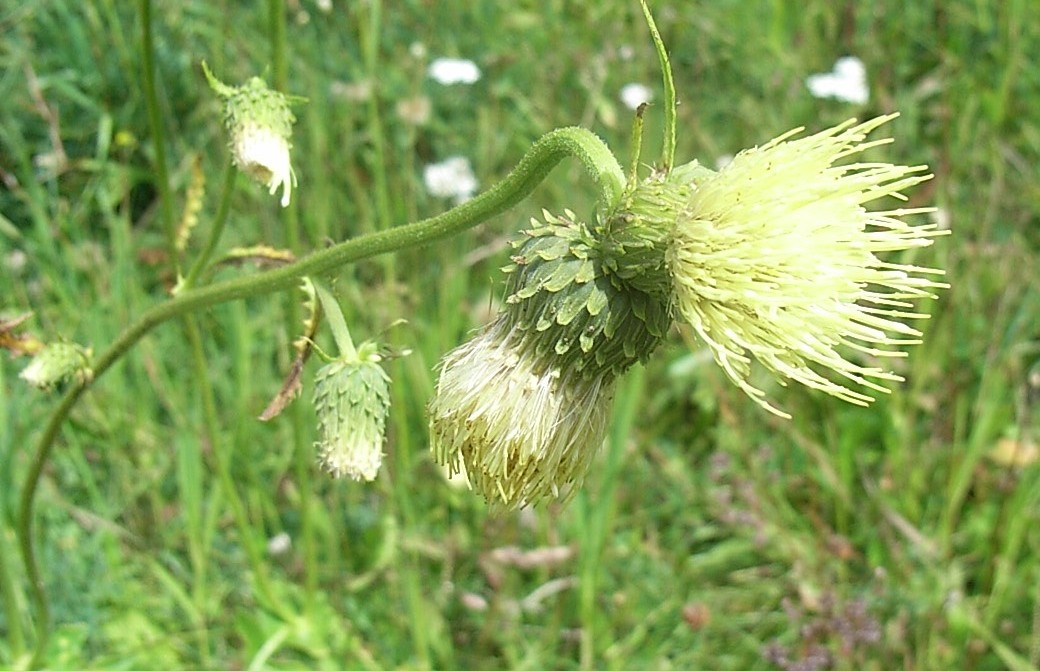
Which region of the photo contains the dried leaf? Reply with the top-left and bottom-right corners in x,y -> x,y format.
218,245 -> 296,268
0,312 -> 43,356
258,350 -> 308,421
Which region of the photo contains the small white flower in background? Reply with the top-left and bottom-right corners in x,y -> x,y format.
617,44 -> 635,61
409,41 -> 428,60
428,57 -> 481,85
619,82 -> 653,110
330,79 -> 373,102
315,0 -> 332,13
396,95 -> 432,126
423,156 -> 478,203
267,532 -> 292,556
806,56 -> 869,104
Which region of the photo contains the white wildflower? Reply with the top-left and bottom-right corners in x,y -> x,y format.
806,56 -> 869,104
423,156 -> 478,203
619,82 -> 653,110
428,57 -> 481,85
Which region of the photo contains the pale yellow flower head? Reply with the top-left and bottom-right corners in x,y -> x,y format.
429,319 -> 614,508
668,115 -> 947,416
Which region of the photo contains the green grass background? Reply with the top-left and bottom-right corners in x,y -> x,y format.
2,0 -> 1039,669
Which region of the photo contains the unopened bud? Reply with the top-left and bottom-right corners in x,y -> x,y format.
20,342 -> 92,390
313,350 -> 390,481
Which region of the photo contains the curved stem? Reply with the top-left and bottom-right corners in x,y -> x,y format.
16,125 -> 623,670
180,161 -> 236,292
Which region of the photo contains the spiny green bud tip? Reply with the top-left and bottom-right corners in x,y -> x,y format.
20,342 -> 92,390
428,320 -> 614,509
313,355 -> 391,481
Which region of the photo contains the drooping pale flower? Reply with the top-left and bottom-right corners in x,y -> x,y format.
20,341 -> 92,390
204,64 -> 299,206
423,156 -> 478,203
429,210 -> 673,507
231,122 -> 295,206
667,114 -> 947,416
312,346 -> 391,481
806,56 -> 869,104
429,319 -> 615,508
619,82 -> 653,110
428,57 -> 481,85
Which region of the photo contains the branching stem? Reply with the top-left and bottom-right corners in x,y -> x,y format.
16,125 -> 623,671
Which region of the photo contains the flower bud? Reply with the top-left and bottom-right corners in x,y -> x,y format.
20,342 -> 92,390
205,64 -> 298,206
312,352 -> 391,481
667,115 -> 947,415
503,209 -> 673,380
429,319 -> 614,508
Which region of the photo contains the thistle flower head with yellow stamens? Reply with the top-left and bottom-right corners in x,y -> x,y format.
667,115 -> 947,416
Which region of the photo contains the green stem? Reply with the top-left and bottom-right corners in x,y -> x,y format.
0,521 -> 25,659
268,0 -> 317,612
180,162 -> 236,292
16,126 -> 623,668
139,0 -> 178,271
313,282 -> 356,360
640,0 -> 676,171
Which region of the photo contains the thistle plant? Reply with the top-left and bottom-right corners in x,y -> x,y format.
8,1 -> 948,666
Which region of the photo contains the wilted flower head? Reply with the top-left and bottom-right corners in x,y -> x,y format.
20,341 -> 92,390
204,63 -> 299,206
667,115 -> 947,416
429,319 -> 614,508
312,345 -> 391,481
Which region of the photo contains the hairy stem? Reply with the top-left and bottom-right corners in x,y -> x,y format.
16,125 -> 623,670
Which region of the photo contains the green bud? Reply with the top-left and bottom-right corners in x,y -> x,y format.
19,342 -> 92,390
598,162 -> 713,301
313,350 -> 391,481
502,209 -> 673,380
203,62 -> 299,206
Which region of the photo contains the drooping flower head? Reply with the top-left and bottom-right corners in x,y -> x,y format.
312,342 -> 391,481
667,115 -> 947,416
20,341 -> 92,390
204,63 -> 299,206
429,210 -> 673,507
